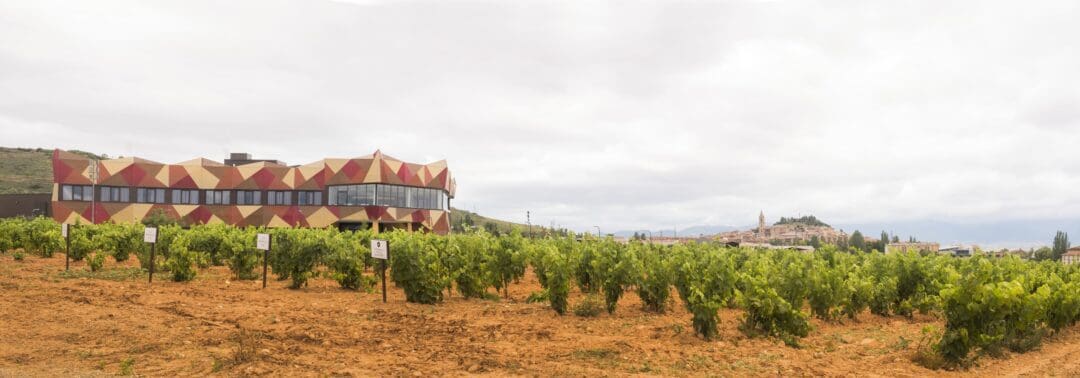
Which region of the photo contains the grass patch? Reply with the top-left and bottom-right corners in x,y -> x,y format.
57,267 -> 147,281
119,357 -> 135,376
231,327 -> 261,364
573,348 -> 619,360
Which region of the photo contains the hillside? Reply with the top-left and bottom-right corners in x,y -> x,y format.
0,147 -> 103,194
449,207 -> 553,236
774,215 -> 830,228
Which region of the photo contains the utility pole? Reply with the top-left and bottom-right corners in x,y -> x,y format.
527,211 -> 532,239
90,160 -> 98,224
593,226 -> 600,238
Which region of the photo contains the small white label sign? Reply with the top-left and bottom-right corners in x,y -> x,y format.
371,239 -> 388,260
143,227 -> 158,243
61,223 -> 69,237
256,233 -> 271,251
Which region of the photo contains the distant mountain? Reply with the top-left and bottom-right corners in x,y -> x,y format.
612,225 -> 741,238
834,219 -> 1080,250
614,218 -> 1076,250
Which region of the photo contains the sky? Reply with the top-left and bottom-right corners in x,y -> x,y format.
1,1 -> 1079,246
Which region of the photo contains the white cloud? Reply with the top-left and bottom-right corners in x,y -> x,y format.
1,0 -> 1079,236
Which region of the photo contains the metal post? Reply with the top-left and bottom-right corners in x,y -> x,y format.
381,240 -> 389,303
263,237 -> 270,289
148,242 -> 156,284
64,226 -> 70,271
90,160 -> 98,224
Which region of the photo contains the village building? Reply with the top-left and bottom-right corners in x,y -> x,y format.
1063,247 -> 1080,265
885,242 -> 940,254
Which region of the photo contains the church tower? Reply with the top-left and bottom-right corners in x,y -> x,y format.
758,211 -> 766,235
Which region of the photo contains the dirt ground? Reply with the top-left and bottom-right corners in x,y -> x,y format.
1,253 -> 1079,377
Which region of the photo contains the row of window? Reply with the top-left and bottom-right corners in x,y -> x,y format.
327,184 -> 447,210
59,184 -> 438,208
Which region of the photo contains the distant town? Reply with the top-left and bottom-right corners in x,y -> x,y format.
621,212 -> 1079,263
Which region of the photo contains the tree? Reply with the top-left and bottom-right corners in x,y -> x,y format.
483,222 -> 500,236
892,235 -> 900,243
1053,231 -> 1070,261
837,231 -> 849,251
849,230 -> 866,252
1033,246 -> 1055,261
142,209 -> 179,228
809,235 -> 822,249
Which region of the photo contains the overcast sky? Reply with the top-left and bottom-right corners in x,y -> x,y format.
2,0 -> 1079,237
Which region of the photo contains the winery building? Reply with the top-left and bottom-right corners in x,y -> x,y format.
51,149 -> 455,234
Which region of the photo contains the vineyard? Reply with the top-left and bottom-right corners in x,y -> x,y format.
3,217 -> 1080,374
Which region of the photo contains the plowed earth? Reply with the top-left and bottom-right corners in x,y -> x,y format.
1,253 -> 1079,377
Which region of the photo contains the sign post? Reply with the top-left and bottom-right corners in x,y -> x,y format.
62,224 -> 70,271
256,233 -> 271,289
144,227 -> 158,284
371,239 -> 389,303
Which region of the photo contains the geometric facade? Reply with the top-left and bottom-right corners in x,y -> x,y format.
51,149 -> 455,234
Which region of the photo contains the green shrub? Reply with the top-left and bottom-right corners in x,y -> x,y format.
23,217 -> 62,257
673,245 -> 737,341
539,245 -> 571,315
68,228 -> 94,262
526,289 -> 549,303
92,223 -> 141,262
281,229 -> 334,289
164,239 -> 200,282
636,244 -> 673,313
88,250 -> 106,272
218,230 -> 260,280
446,232 -> 492,298
807,261 -> 846,321
573,294 -> 604,317
592,239 -> 640,314
842,272 -> 873,319
739,274 -> 810,347
489,230 -> 527,299
13,250 -> 25,261
324,235 -> 369,290
388,232 -> 447,303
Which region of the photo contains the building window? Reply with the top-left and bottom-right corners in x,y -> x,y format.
61,185 -> 94,201
268,191 -> 291,206
236,190 -> 261,205
328,184 -> 445,210
136,188 -> 166,204
205,190 -> 230,205
298,191 -> 322,206
100,186 -> 130,202
328,184 -> 378,206
171,189 -> 199,205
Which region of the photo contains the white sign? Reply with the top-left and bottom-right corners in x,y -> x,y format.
256,233 -> 271,251
143,227 -> 158,243
371,239 -> 388,260
61,223 -> 69,237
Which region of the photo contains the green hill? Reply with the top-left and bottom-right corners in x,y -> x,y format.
449,207 -> 555,236
0,147 -> 103,194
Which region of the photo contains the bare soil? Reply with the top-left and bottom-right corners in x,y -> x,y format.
1,252 -> 1079,377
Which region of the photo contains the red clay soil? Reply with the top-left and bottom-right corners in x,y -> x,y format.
1,252 -> 1079,377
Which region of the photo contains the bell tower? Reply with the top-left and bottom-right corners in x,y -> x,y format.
758,211 -> 766,235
